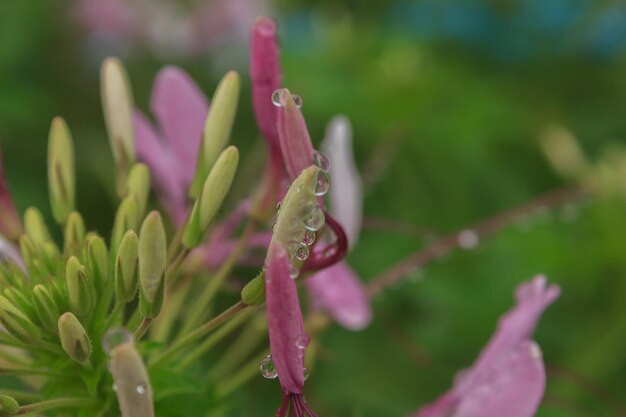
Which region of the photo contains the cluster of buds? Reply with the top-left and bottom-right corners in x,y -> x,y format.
0,14 -> 564,417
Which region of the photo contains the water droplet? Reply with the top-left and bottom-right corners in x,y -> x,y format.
287,240 -> 300,256
102,327 -> 134,355
136,384 -> 147,394
289,263 -> 300,279
295,333 -> 310,349
314,171 -> 331,196
312,151 -> 330,172
260,355 -> 278,379
295,245 -> 310,261
458,229 -> 479,249
303,368 -> 310,380
303,205 -> 325,231
291,94 -> 303,108
271,89 -> 285,107
528,342 -> 542,360
302,230 -> 316,246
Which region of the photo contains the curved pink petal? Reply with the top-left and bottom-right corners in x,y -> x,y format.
306,261 -> 372,331
277,91 -> 314,180
250,16 -> 282,153
409,392 -> 458,417
455,340 -> 545,417
134,110 -> 188,225
265,241 -> 307,394
322,116 -> 362,249
150,66 -> 209,185
0,235 -> 26,272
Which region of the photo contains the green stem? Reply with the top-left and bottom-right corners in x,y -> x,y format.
150,279 -> 193,345
177,306 -> 257,371
0,366 -> 70,379
0,390 -> 40,402
165,248 -> 190,286
150,301 -> 248,368
215,349 -> 269,398
134,317 -> 153,341
102,302 -> 125,331
17,397 -> 96,415
180,221 -> 256,335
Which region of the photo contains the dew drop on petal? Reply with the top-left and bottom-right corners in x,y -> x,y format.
271,89 -> 285,107
291,94 -> 303,108
302,230 -> 316,246
303,205 -> 325,231
314,170 -> 331,196
295,244 -> 310,261
102,327 -> 134,355
287,240 -> 300,257
136,384 -> 147,394
312,151 -> 330,172
289,263 -> 300,280
260,355 -> 278,379
295,332 -> 310,349
458,229 -> 479,249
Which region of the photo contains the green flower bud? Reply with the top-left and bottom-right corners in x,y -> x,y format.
0,295 -> 39,344
87,234 -> 109,288
32,284 -> 60,333
115,230 -> 139,304
64,211 -> 86,256
65,256 -> 94,317
3,287 -> 35,319
109,343 -> 154,417
183,146 -> 239,248
241,271 -> 266,306
47,116 -> 75,224
23,207 -> 51,247
138,212 -> 166,319
18,235 -> 37,273
111,196 -> 139,256
101,57 -> 136,197
58,312 -> 92,363
0,394 -> 18,417
126,163 -> 151,218
189,71 -> 240,198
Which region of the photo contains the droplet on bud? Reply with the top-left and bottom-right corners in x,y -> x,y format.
303,205 -> 325,231
295,332 -> 310,349
291,94 -> 303,108
260,355 -> 278,379
271,89 -> 285,107
312,151 -> 330,172
135,384 -> 147,394
314,170 -> 331,196
289,263 -> 300,280
294,244 -> 310,261
102,327 -> 134,355
302,230 -> 316,246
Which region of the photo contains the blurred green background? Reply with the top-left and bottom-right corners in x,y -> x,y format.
1,0 -> 626,416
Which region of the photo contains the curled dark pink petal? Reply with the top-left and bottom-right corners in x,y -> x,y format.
265,241 -> 306,394
250,16 -> 282,153
454,340 -> 545,417
277,90 -> 315,180
306,261 -> 372,330
150,66 -> 209,185
134,110 -> 188,225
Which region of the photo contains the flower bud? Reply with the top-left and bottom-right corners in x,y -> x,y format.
65,256 -> 94,317
24,207 -> 51,247
58,312 -> 92,363
0,394 -> 18,417
0,295 -> 39,344
109,342 -> 154,417
0,151 -> 23,241
241,271 -> 266,306
189,71 -> 240,198
101,57 -> 136,197
47,117 -> 75,224
87,234 -> 108,288
111,196 -> 139,256
183,146 -> 239,248
63,211 -> 86,256
138,212 -> 166,319
32,284 -> 60,333
18,235 -> 37,273
115,230 -> 139,304
126,163 -> 151,218
3,287 -> 35,320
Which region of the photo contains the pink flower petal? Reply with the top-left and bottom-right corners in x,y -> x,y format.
322,116 -> 363,249
277,90 -> 315,180
306,261 -> 372,331
134,110 -> 188,225
265,241 -> 307,394
250,16 -> 282,153
409,392 -> 458,417
150,66 -> 209,185
0,235 -> 26,272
